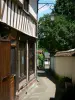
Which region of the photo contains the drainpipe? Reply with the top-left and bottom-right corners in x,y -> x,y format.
26,40 -> 29,82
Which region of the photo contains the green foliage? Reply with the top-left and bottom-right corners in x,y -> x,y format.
38,14 -> 75,54
38,53 -> 44,68
54,0 -> 75,20
38,0 -> 75,54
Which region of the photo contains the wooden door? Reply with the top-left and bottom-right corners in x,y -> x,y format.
0,40 -> 14,100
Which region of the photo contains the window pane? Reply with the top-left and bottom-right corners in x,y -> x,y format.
20,50 -> 25,77
18,50 -> 21,77
11,48 -> 16,74
29,42 -> 35,75
18,42 -> 26,79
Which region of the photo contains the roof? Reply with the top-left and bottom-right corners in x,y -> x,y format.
55,49 -> 75,57
37,50 -> 43,54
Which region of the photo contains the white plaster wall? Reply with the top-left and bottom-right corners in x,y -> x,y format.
72,58 -> 75,83
51,56 -> 75,84
1,0 -> 7,23
29,0 -> 37,20
54,57 -> 73,78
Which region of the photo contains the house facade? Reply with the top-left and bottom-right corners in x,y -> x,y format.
0,0 -> 37,99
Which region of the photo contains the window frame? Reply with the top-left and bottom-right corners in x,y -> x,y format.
18,41 -> 27,82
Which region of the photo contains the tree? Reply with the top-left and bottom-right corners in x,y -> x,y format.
54,0 -> 75,20
38,14 -> 75,55
38,53 -> 44,68
38,0 -> 75,55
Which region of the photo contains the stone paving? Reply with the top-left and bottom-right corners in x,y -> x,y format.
22,70 -> 56,100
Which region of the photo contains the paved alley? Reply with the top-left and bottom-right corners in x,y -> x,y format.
23,70 -> 56,100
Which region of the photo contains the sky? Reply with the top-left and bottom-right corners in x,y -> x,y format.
38,0 -> 56,19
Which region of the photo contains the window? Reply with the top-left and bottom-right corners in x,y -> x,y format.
18,42 -> 26,81
11,47 -> 16,74
28,42 -> 35,75
23,0 -> 29,12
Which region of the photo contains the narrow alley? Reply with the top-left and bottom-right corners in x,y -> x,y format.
1,0 -> 75,100
22,70 -> 56,100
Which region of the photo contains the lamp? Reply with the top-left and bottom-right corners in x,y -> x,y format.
50,14 -> 54,21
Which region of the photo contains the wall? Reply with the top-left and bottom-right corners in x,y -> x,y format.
29,0 -> 37,20
72,58 -> 75,83
55,57 -> 73,78
51,56 -> 75,84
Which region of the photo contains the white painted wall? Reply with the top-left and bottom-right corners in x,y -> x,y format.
72,58 -> 75,83
55,57 -> 73,78
29,0 -> 37,20
51,56 -> 75,84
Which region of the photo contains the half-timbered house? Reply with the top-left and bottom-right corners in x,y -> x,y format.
0,0 -> 38,100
